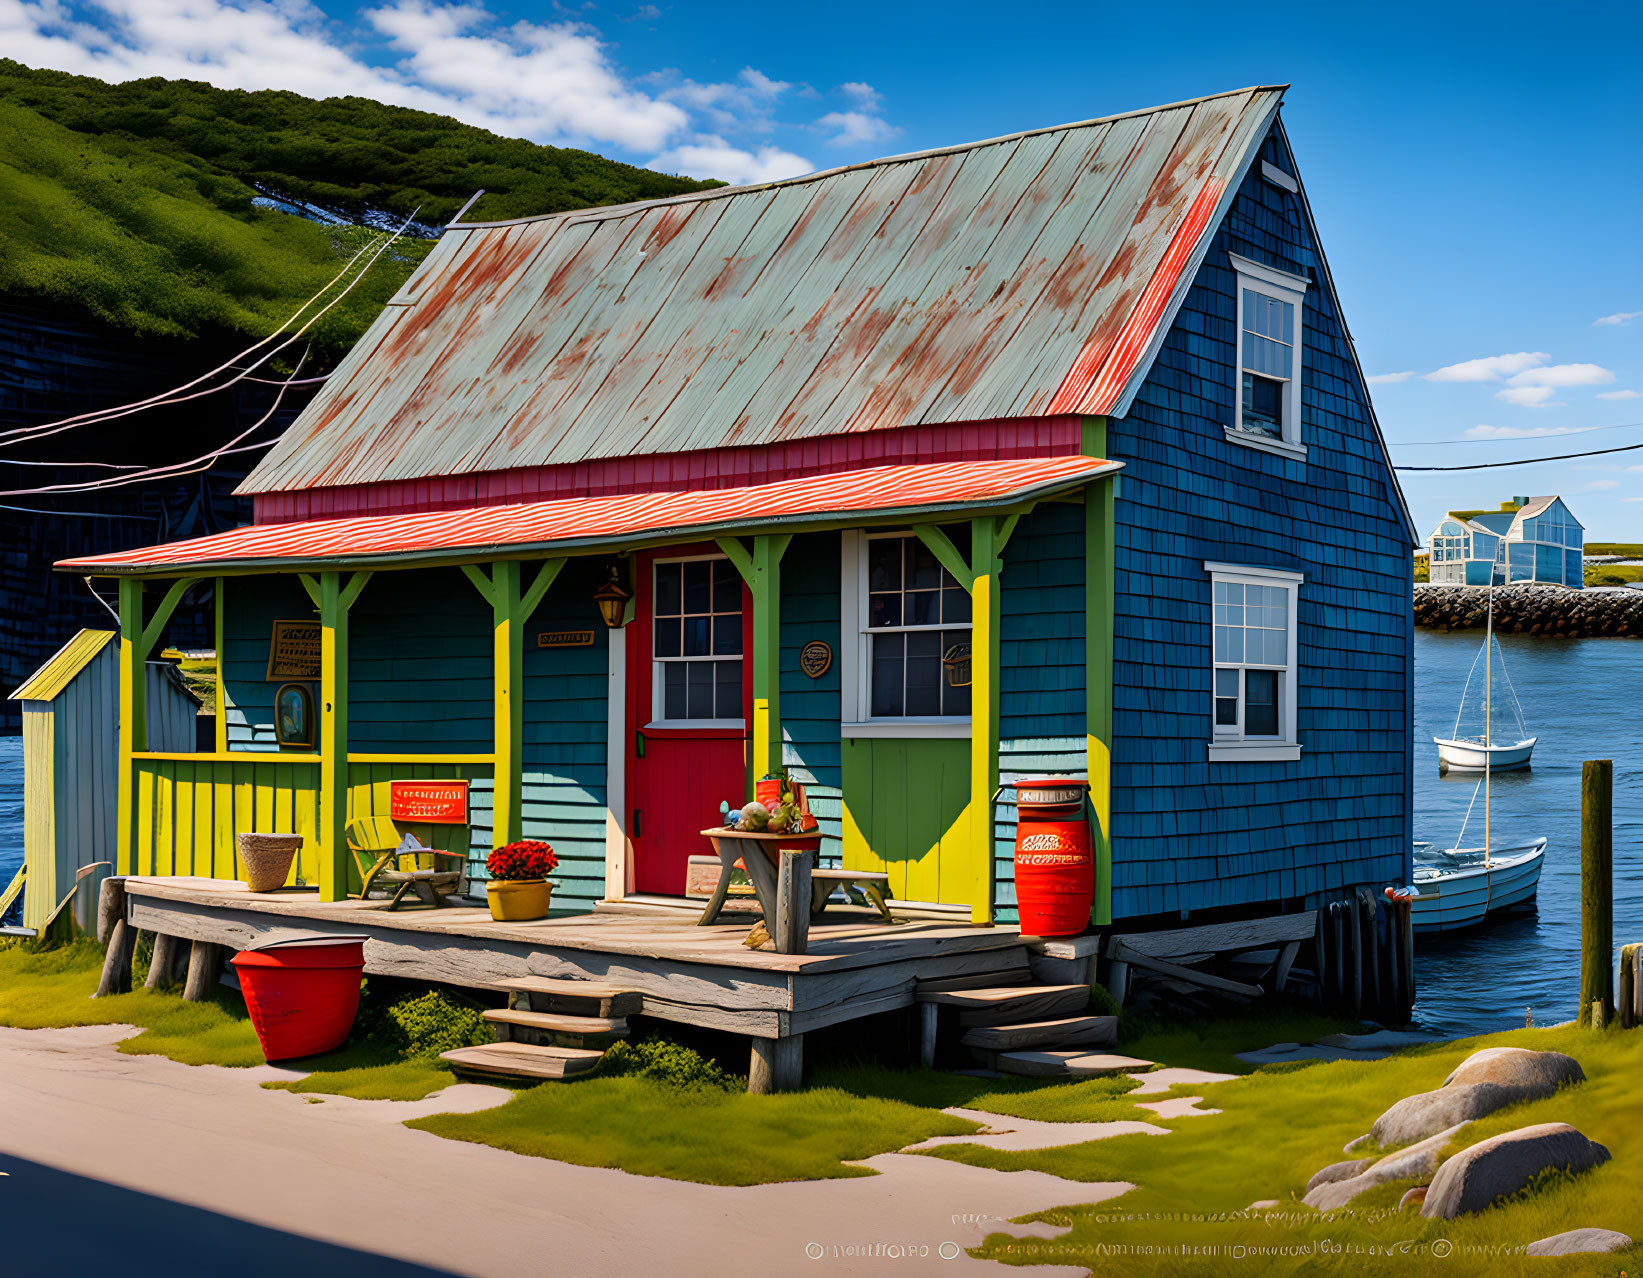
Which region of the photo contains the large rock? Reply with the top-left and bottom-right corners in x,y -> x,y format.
1525,1228 -> 1632,1257
1305,1158 -> 1371,1193
1421,1123 -> 1610,1220
1443,1047 -> 1585,1094
1304,1124 -> 1469,1211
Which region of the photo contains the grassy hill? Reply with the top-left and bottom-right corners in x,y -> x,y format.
0,60 -> 717,355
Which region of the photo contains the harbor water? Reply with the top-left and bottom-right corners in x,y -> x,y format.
1412,627 -> 1642,1037
1,734 -> 21,925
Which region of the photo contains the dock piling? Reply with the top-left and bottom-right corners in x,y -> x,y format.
92,878 -> 134,998
1579,759 -> 1613,1027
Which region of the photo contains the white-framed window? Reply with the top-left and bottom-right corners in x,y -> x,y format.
1226,252 -> 1309,460
1206,561 -> 1303,762
650,554 -> 744,727
840,529 -> 972,738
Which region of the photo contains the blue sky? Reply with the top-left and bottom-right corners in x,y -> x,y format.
4,0 -> 1639,537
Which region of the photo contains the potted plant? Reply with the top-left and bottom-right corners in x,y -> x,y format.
484,840 -> 559,921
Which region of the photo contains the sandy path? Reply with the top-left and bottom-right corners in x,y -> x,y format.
0,1026 -> 1116,1278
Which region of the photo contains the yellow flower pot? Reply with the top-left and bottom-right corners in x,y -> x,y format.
486,878 -> 554,922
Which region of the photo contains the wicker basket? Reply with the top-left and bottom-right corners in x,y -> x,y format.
237,832 -> 304,892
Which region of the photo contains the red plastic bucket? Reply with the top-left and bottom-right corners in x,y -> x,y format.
230,933 -> 368,1061
1013,778 -> 1093,937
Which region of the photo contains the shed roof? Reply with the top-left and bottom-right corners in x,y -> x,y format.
65,456 -> 1118,575
240,86 -> 1284,496
9,629 -> 113,702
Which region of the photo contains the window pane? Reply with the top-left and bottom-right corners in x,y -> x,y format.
868,539 -> 901,592
942,586 -> 971,624
869,592 -> 901,628
713,615 -> 742,655
1215,696 -> 1238,726
906,589 -> 939,626
663,663 -> 686,719
1215,668 -> 1239,697
1243,331 -> 1292,380
1245,669 -> 1279,737
682,616 -> 711,657
1242,372 -> 1284,432
871,633 -> 904,717
1225,583 -> 1244,604
682,560 -> 712,614
654,616 -> 681,659
908,540 -> 942,590
904,629 -> 941,716
655,562 -> 681,617
715,660 -> 741,718
1213,580 -> 1228,605
686,662 -> 715,718
711,562 -> 741,613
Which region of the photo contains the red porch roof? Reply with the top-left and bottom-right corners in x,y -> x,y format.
59,456 -> 1119,576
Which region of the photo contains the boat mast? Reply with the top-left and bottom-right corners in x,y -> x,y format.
1484,554 -> 1494,865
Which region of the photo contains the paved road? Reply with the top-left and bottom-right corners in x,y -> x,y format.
0,1026 -> 1116,1277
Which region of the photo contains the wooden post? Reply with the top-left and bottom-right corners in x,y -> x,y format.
182,941 -> 222,1002
1579,759 -> 1613,1027
146,933 -> 181,990
968,516 -> 1001,928
749,1034 -> 804,1093
93,878 -> 134,997
773,848 -> 811,955
212,576 -> 228,755
918,1002 -> 939,1068
315,571 -> 372,901
1617,944 -> 1637,1031
116,580 -> 144,877
715,534 -> 791,785
1359,888 -> 1381,1018
1081,416 -> 1116,926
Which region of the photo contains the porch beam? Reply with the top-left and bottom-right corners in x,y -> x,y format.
1082,416 -> 1116,927
716,534 -> 791,783
967,517 -> 1002,927
484,558 -> 568,847
317,571 -> 369,902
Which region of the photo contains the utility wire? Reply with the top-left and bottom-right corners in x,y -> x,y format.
1395,438 -> 1643,472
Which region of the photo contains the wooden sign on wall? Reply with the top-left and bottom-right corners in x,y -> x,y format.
389,780 -> 470,824
799,640 -> 833,679
538,629 -> 596,649
266,620 -> 322,681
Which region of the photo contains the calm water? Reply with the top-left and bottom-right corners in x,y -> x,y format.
0,633 -> 1635,1026
1412,628 -> 1643,1036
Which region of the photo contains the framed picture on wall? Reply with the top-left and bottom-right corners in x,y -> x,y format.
274,682 -> 316,748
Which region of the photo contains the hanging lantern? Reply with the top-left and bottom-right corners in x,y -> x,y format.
592,567 -> 631,629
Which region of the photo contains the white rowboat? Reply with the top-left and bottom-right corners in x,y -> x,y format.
1409,839 -> 1545,933
1433,735 -> 1537,773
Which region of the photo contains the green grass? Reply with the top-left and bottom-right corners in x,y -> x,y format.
408,1076 -> 982,1185
1586,563 -> 1643,586
1118,1006 -> 1368,1076
928,1024 -> 1643,1276
812,1062 -> 1149,1124
1586,543 -> 1643,557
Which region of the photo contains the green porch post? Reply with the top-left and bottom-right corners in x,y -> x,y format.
716,534 -> 791,783
464,559 -> 565,848
1082,416 -> 1116,926
116,576 -> 197,876
314,570 -> 372,901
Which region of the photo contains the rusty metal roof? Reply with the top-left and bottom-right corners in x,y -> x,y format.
241,86 -> 1285,496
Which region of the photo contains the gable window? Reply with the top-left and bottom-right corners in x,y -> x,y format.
652,555 -> 743,725
1206,561 -> 1303,762
841,530 -> 972,737
1226,253 -> 1309,461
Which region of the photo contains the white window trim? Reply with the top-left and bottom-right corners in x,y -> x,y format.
1227,251 -> 1310,457
1205,561 -> 1303,764
840,528 -> 973,739
1260,160 -> 1299,193
649,552 -> 746,730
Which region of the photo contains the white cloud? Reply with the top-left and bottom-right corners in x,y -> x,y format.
658,66 -> 790,135
1593,310 -> 1643,327
1596,389 -> 1641,400
816,109 -> 898,146
1425,352 -> 1548,382
1493,386 -> 1562,408
1463,423 -> 1588,439
1585,480 -> 1620,491
1366,371 -> 1416,384
648,136 -> 812,185
1504,362 -> 1615,390
838,81 -> 881,109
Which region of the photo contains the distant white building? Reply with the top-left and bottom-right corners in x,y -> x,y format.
1427,495 -> 1584,589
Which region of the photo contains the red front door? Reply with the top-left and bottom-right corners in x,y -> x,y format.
626,547 -> 751,896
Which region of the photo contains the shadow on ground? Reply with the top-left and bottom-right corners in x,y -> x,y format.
0,1151 -> 462,1277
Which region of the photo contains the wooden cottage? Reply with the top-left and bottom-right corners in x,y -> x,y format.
60,85 -> 1416,934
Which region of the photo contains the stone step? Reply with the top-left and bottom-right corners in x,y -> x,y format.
916,983 -> 1090,1026
441,1042 -> 605,1082
484,976 -> 644,1018
483,1008 -> 630,1047
960,1014 -> 1118,1052
983,1050 -> 1154,1078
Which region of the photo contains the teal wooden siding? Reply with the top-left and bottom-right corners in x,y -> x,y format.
221,574 -> 314,750
1107,127 -> 1411,918
994,737 -> 1088,925
779,532 -> 843,870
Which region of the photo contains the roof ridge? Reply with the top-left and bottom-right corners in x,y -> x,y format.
452,84 -> 1289,233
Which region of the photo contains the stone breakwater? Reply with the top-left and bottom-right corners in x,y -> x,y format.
1414,583 -> 1643,637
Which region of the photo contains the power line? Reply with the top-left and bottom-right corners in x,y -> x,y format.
1395,438 -> 1643,472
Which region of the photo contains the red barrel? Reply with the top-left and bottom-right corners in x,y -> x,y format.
230,933 -> 368,1061
1013,778 -> 1093,937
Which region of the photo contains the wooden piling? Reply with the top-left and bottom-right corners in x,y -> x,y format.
145,933 -> 182,990
1619,944 -> 1638,1031
1579,759 -> 1613,1027
93,878 -> 134,998
182,940 -> 222,1003
773,849 -> 811,955
749,1034 -> 804,1093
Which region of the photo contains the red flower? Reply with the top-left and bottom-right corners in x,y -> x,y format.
487,840 -> 559,881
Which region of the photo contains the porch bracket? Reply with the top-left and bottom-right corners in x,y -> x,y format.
297,573 -> 321,608
715,534 -> 791,783
911,524 -> 975,591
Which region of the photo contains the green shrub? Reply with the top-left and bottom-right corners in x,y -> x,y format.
599,1035 -> 745,1092
355,985 -> 490,1059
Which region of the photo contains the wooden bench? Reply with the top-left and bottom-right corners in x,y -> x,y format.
809,868 -> 894,923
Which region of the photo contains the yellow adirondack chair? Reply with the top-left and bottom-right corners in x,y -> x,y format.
345,816 -> 465,910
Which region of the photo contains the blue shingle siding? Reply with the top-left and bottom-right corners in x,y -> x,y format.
780,532 -> 844,869
1106,127 -> 1411,919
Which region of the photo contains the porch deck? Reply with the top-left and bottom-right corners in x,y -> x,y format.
121,878 -> 1033,1044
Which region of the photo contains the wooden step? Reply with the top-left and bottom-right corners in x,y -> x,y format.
483,1008 -> 630,1047
916,983 -> 1090,1026
914,967 -> 1034,994
484,976 -> 643,1018
961,1014 -> 1118,1052
441,1042 -> 605,1082
984,1050 -> 1153,1078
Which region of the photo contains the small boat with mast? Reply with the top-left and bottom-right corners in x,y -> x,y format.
1433,542 -> 1536,772
1413,552 -> 1545,932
